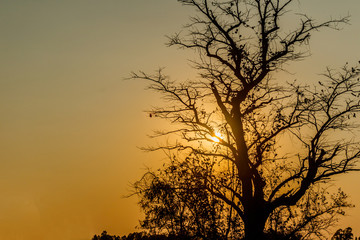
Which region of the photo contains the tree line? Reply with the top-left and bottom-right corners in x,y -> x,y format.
92,227 -> 358,240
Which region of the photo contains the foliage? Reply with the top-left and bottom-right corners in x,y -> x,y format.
131,0 -> 360,239
135,157 -> 353,239
135,157 -> 243,239
331,227 -> 354,240
92,231 -> 120,240
92,231 -> 194,240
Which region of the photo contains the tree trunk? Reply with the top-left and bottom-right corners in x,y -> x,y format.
243,204 -> 268,240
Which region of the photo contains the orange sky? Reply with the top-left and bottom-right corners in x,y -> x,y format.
0,1 -> 360,239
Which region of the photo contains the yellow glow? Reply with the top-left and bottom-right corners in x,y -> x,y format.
210,131 -> 223,143
1,1 -> 360,240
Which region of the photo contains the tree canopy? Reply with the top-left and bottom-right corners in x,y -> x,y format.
131,0 -> 360,239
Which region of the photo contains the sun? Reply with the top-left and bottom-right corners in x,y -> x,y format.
210,131 -> 223,143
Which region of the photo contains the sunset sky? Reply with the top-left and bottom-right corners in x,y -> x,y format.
1,1 -> 360,240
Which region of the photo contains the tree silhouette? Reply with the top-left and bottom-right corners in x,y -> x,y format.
92,230 -> 194,240
134,160 -> 243,239
134,157 -> 351,239
331,227 -> 354,240
131,0 -> 360,239
92,231 -> 120,240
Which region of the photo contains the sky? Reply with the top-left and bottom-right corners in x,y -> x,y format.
0,1 -> 359,240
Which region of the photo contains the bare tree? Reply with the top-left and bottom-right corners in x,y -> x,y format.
131,0 -> 360,239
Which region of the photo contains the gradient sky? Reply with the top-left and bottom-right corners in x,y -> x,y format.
0,1 -> 360,240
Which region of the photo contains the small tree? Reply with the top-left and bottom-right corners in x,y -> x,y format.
132,0 -> 360,239
92,231 -> 120,240
331,227 -> 354,240
134,157 -> 243,239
